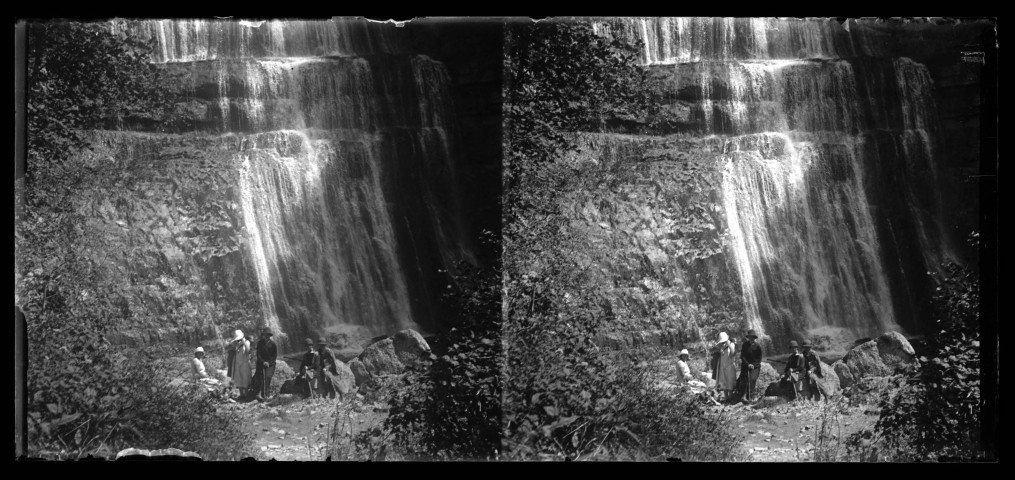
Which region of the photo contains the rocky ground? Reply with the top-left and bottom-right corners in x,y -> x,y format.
213,393 -> 388,461
726,399 -> 877,461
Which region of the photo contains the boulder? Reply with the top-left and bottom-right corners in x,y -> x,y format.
274,359 -> 295,382
832,331 -> 917,388
391,329 -> 431,368
811,359 -> 840,399
330,360 -> 357,397
348,358 -> 371,387
876,331 -> 917,369
763,379 -> 797,399
758,362 -> 780,387
359,338 -> 404,374
844,376 -> 893,404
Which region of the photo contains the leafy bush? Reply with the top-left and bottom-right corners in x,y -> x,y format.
19,21 -> 260,459
27,328 -> 256,460
384,232 -> 502,460
501,18 -> 744,461
848,262 -> 983,461
503,272 -> 743,461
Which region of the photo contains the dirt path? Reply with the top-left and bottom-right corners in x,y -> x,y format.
720,400 -> 878,461
216,394 -> 388,461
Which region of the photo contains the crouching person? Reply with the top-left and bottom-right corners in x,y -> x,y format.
782,340 -> 806,401
191,347 -> 221,392
801,342 -> 825,401
294,338 -> 320,399
316,338 -> 340,400
676,349 -> 707,393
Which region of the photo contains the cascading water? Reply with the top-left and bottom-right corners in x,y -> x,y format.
593,18 -> 956,348
126,19 -> 473,345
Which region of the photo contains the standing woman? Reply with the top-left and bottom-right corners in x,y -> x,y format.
230,329 -> 252,397
713,332 -> 738,402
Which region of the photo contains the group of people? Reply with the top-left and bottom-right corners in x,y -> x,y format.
672,329 -> 825,403
287,337 -> 344,400
190,326 -> 278,402
781,340 -> 824,402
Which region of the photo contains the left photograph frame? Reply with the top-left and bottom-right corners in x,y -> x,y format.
14,16 -> 504,461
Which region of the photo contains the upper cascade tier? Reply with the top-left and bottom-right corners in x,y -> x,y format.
119,18 -> 407,63
167,55 -> 455,134
592,17 -> 893,65
648,57 -> 938,135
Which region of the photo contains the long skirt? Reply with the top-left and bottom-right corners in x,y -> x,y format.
716,356 -> 738,391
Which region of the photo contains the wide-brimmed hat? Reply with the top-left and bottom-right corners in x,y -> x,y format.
789,340 -> 799,348
232,330 -> 244,342
801,341 -> 813,348
678,349 -> 690,357
261,327 -> 273,336
304,338 -> 314,346
317,337 -> 327,345
745,329 -> 758,339
717,332 -> 729,343
194,346 -> 205,354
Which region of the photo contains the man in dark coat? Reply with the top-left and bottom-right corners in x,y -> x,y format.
737,329 -> 763,404
296,338 -> 320,398
316,338 -> 339,399
801,342 -> 824,401
782,340 -> 805,400
250,327 -> 278,401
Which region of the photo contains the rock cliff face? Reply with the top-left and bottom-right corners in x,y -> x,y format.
75,18 -> 501,351
579,18 -> 991,353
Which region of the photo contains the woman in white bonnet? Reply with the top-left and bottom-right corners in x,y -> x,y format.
228,329 -> 252,397
712,332 -> 738,402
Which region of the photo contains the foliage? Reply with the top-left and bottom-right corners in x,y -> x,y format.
502,19 -> 743,460
25,21 -> 185,203
19,20 -> 257,459
383,230 -> 503,459
849,262 -> 982,461
504,19 -> 651,220
27,338 -> 255,460
503,271 -> 743,461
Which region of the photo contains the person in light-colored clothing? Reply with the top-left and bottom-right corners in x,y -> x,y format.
228,329 -> 252,396
676,349 -> 707,392
713,332 -> 738,402
191,347 -> 220,391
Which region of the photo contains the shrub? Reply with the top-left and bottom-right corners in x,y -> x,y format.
848,262 -> 983,461
27,317 -> 255,460
384,237 -> 502,460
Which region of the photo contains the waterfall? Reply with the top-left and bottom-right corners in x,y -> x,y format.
128,19 -> 471,343
594,18 -> 952,347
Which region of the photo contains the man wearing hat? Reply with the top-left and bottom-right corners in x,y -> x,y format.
801,341 -> 824,401
296,338 -> 320,398
250,327 -> 278,401
191,347 -> 221,390
782,341 -> 805,401
737,329 -> 763,404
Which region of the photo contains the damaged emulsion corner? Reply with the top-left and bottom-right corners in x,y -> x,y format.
363,17 -> 419,27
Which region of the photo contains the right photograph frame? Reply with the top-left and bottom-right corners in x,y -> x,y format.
501,16 -> 996,462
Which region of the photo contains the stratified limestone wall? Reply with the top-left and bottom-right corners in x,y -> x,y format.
578,18 -> 988,352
